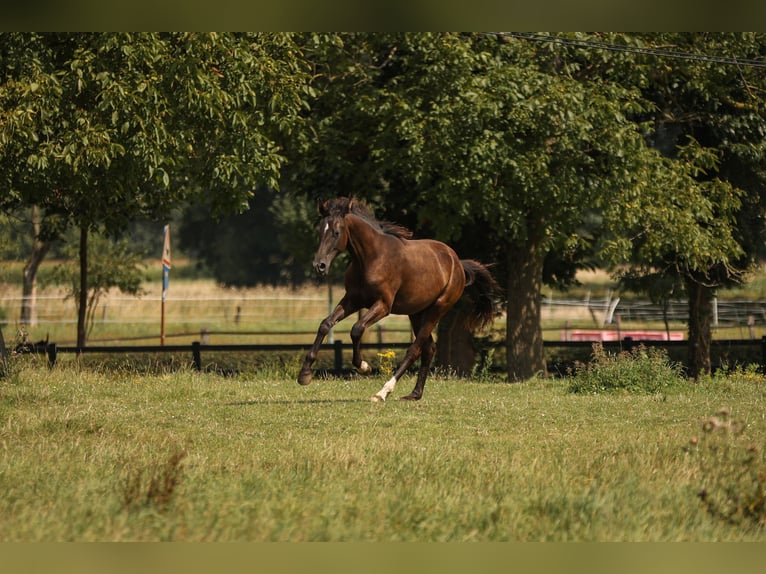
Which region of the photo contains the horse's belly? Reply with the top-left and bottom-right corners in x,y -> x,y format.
390,296 -> 431,315
389,282 -> 454,315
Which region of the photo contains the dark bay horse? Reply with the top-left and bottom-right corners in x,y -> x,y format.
298,197 -> 500,401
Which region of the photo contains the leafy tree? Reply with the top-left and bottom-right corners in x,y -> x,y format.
0,33 -> 310,345
601,32 -> 766,377
286,32 -> 766,380
288,33 -> 679,380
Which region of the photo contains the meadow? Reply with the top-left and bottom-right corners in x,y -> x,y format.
1,350 -> 765,542
3,261 -> 766,542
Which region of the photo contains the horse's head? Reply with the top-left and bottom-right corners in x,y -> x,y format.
313,197 -> 356,276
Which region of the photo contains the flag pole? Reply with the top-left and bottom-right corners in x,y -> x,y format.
161,224 -> 171,346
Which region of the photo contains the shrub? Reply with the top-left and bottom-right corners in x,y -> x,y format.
567,342 -> 685,395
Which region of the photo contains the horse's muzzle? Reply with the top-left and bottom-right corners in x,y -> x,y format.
313,261 -> 328,276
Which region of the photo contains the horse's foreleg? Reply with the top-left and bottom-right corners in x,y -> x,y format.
350,301 -> 389,375
298,299 -> 354,385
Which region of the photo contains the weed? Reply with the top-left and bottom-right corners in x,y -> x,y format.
471,347 -> 496,382
685,408 -> 766,529
377,349 -> 397,376
567,342 -> 685,395
119,445 -> 187,512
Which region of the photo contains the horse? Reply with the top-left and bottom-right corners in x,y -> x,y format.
298,197 -> 500,402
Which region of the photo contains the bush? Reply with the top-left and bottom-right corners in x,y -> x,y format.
567,342 -> 685,395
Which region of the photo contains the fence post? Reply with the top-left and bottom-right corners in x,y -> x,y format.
334,339 -> 343,372
192,341 -> 202,371
46,342 -> 57,368
623,336 -> 634,353
761,335 -> 766,373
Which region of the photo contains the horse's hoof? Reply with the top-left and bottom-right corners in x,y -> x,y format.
297,370 -> 313,386
400,394 -> 421,401
370,395 -> 385,403
358,360 -> 372,374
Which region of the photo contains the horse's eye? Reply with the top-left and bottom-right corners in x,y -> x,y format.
333,229 -> 340,238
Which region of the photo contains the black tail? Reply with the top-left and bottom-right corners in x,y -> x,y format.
461,259 -> 502,331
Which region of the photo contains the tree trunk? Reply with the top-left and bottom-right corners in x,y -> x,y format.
20,205 -> 51,327
505,236 -> 547,381
77,226 -> 88,348
435,307 -> 476,376
685,276 -> 713,378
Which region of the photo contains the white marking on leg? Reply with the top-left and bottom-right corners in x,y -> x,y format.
372,376 -> 397,402
359,360 -> 371,374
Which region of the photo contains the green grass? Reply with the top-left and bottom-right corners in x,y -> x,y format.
2,354 -> 765,541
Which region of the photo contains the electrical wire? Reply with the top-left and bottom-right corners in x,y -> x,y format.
494,32 -> 766,68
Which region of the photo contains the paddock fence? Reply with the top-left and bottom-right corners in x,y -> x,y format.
6,287 -> 766,375
11,335 -> 766,377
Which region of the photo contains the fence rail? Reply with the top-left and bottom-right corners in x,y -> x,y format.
12,335 -> 766,375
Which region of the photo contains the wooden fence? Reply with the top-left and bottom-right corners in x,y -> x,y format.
12,335 -> 766,375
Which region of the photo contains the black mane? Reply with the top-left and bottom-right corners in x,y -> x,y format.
348,199 -> 413,240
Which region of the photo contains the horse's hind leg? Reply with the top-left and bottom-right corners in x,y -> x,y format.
372,313 -> 436,402
401,334 -> 435,401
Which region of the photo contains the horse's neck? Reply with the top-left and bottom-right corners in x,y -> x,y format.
346,214 -> 389,263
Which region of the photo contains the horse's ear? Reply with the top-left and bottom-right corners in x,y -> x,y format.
348,197 -> 358,213
318,199 -> 330,216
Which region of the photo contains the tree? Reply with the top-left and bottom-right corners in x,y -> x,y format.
601,33 -> 766,377
288,33 -> 674,380
600,139 -> 745,377
0,33 -> 311,345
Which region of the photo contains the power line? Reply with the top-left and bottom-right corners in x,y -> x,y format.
495,32 -> 766,68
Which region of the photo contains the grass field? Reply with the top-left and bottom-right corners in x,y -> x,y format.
2,352 -> 765,542
3,260 -> 766,542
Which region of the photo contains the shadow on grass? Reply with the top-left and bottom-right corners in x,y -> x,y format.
225,398 -> 371,406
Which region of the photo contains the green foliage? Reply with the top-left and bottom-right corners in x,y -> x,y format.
0,32 -> 311,234
289,33 -> 766,381
567,343 -> 685,395
685,408 -> 766,529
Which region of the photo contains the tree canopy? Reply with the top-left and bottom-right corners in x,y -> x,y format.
1,32 -> 310,230
4,32 -> 766,378
284,32 -> 766,379
1,32 -> 312,344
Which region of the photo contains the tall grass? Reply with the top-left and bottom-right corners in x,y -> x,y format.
1,352 -> 765,541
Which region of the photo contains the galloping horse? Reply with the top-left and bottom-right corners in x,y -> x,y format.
298,197 -> 500,402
